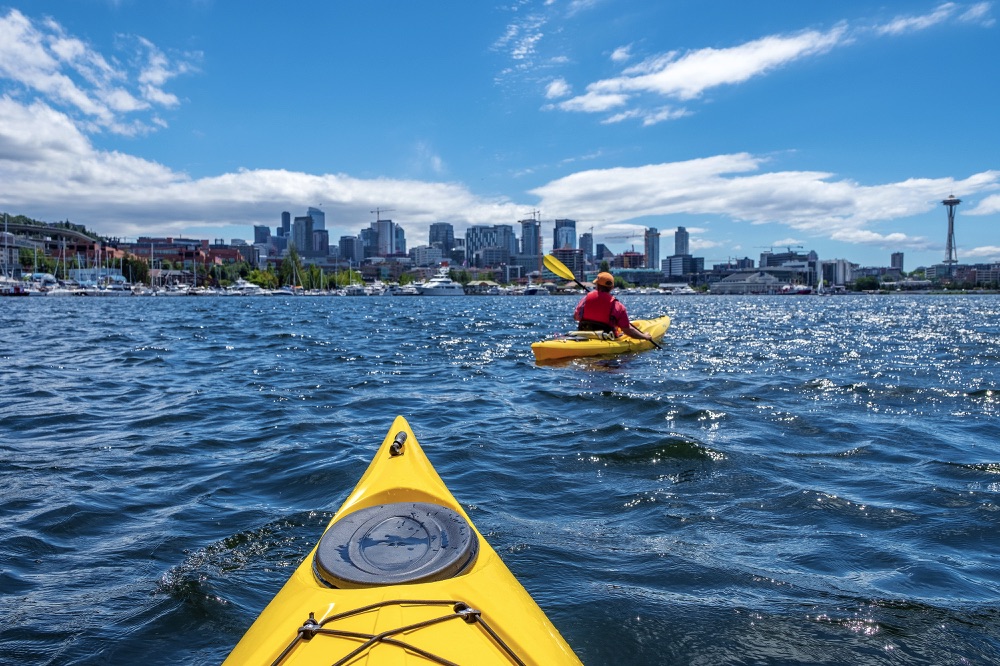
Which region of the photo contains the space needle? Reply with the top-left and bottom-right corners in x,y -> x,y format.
942,194 -> 961,277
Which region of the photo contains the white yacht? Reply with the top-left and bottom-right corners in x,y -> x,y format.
416,268 -> 465,296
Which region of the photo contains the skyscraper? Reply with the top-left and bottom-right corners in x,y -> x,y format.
254,225 -> 271,245
579,232 -> 594,264
554,219 -> 576,250
376,219 -> 395,256
292,216 -> 313,255
428,222 -> 455,259
520,218 -> 540,255
674,226 -> 689,256
307,206 -> 325,231
644,227 -> 660,270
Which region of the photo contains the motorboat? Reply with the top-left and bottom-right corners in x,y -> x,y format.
416,268 -> 465,296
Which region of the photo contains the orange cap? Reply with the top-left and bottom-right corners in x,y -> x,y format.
595,272 -> 614,288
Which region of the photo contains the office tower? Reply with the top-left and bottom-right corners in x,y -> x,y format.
254,225 -> 271,245
674,226 -> 689,256
429,222 -> 455,258
644,227 -> 660,270
553,219 -> 576,250
394,224 -> 406,255
579,232 -> 593,263
520,218 -> 540,255
376,218 -> 395,256
307,206 -> 325,230
292,216 -> 314,255
339,236 -> 363,263
465,225 -> 517,267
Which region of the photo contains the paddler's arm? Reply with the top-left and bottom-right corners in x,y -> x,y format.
624,324 -> 653,341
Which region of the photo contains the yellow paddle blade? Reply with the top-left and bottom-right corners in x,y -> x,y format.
543,254 -> 576,281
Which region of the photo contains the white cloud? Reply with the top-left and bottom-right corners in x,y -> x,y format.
959,2 -> 995,25
967,192 -> 1000,215
963,245 -> 1000,258
555,89 -> 628,112
0,9 -> 194,135
602,105 -> 688,126
553,3 -> 993,125
545,77 -> 571,98
559,25 -> 848,117
529,155 -> 1000,250
0,96 -> 524,239
610,44 -> 632,63
2,94 -> 996,252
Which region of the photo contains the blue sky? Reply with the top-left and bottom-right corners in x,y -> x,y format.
0,1 -> 997,269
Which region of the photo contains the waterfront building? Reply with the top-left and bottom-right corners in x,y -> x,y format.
710,271 -> 783,295
666,255 -> 704,279
410,244 -> 443,267
819,258 -> 855,287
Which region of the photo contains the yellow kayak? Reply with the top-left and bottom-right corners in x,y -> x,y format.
531,315 -> 671,362
224,416 -> 581,665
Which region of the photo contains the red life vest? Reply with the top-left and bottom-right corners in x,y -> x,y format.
578,291 -> 618,332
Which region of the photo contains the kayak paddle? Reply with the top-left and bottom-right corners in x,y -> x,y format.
543,254 -> 589,291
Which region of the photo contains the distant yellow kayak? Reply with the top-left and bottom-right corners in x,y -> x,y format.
531,315 -> 671,362
224,416 -> 581,665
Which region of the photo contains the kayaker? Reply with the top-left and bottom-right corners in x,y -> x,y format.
574,271 -> 654,341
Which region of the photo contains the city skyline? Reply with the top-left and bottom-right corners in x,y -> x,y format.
0,2 -> 997,269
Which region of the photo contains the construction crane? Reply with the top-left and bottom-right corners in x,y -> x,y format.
370,207 -> 395,221
756,244 -> 805,257
604,230 -> 645,254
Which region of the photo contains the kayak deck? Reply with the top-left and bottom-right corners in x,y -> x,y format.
531,315 -> 671,362
223,416 -> 581,665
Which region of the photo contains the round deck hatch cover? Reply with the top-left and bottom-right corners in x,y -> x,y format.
313,502 -> 478,587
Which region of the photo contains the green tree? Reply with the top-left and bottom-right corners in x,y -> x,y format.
279,245 -> 304,287
304,264 -> 323,290
852,276 -> 880,291
599,259 -> 610,272
247,268 -> 278,289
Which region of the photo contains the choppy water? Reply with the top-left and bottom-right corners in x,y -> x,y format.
1,294 -> 998,665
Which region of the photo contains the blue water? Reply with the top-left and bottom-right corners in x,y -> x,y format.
1,294 -> 998,665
